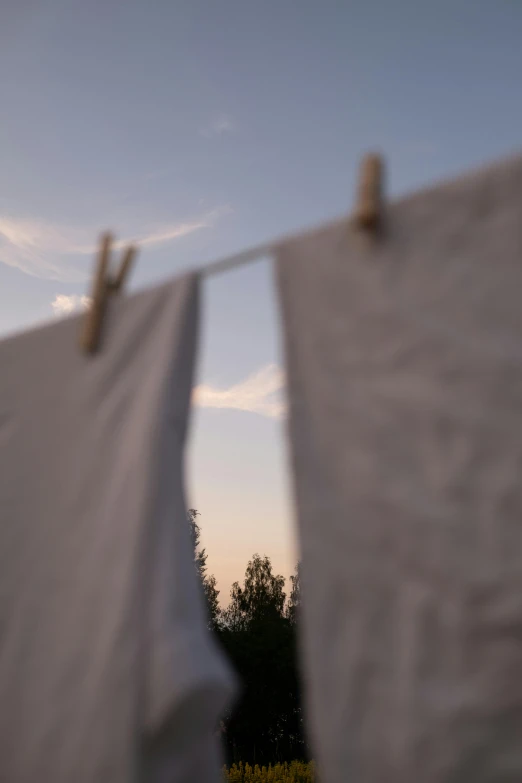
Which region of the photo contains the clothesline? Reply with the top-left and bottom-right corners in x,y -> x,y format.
83,153 -> 384,353
83,212 -> 350,353
198,213 -> 347,278
199,150 -> 384,277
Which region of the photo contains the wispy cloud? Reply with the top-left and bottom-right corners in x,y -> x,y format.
200,114 -> 236,138
51,294 -> 91,317
0,207 -> 230,282
193,364 -> 286,419
0,217 -> 88,282
110,206 -> 232,252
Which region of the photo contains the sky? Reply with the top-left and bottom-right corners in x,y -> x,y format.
1,1 -> 522,604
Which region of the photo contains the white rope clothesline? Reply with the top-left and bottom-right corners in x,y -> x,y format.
199,152 -> 384,277
198,213 -> 347,278
81,211 -> 351,353
82,154 -> 383,352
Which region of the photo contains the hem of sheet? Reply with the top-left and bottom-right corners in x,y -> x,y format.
144,629 -> 238,741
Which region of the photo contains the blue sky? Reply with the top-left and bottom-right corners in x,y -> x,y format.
1,1 -> 522,603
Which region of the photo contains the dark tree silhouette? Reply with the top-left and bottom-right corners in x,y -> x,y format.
223,554 -> 286,630
188,508 -> 221,631
186,512 -> 308,766
218,554 -> 308,766
286,561 -> 302,625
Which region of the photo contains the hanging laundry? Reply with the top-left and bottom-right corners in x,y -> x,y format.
0,274 -> 237,783
276,152 -> 522,783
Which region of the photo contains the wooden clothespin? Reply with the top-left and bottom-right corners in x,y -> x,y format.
353,153 -> 385,233
80,233 -> 136,355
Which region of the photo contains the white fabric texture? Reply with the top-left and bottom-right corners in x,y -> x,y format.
277,153 -> 522,783
0,275 -> 237,783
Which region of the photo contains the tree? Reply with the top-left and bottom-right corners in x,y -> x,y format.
203,573 -> 221,631
219,555 -> 308,766
286,561 -> 302,625
223,554 -> 286,631
188,508 -> 221,631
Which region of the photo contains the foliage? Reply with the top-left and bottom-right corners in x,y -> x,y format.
188,508 -> 221,631
187,512 -> 308,766
218,554 -> 308,766
223,554 -> 286,630
223,760 -> 316,782
285,562 -> 301,625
